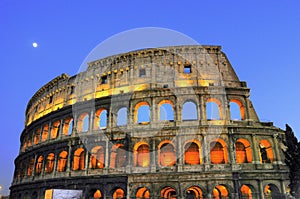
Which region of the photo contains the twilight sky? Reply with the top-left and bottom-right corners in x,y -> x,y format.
1,0 -> 300,196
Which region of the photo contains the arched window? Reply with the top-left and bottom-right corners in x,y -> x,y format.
240,185 -> 253,199
73,148 -> 85,171
210,140 -> 228,164
159,100 -> 174,121
93,189 -> 102,199
160,186 -> 177,199
235,139 -> 252,164
259,140 -> 274,163
213,185 -> 228,199
136,187 -> 150,199
113,188 -> 125,199
57,151 -> 68,172
159,142 -> 176,166
206,99 -> 221,120
77,113 -> 89,132
230,100 -> 245,120
264,184 -> 280,199
33,129 -> 41,145
27,158 -> 35,176
182,101 -> 198,120
135,102 -> 150,124
184,142 -> 201,165
117,107 -> 127,126
134,143 -> 150,167
27,134 -> 32,147
51,120 -> 60,139
186,186 -> 203,199
110,145 -> 126,169
35,156 -> 43,175
45,153 -> 55,173
63,117 -> 73,136
94,109 -> 107,129
90,146 -> 105,169
42,124 -> 49,141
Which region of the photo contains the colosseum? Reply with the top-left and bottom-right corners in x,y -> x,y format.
10,45 -> 290,199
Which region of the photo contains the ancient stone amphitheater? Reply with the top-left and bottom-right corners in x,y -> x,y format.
10,45 -> 289,199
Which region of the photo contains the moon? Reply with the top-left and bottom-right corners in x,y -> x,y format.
32,42 -> 38,48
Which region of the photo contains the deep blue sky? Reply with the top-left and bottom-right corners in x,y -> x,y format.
1,0 -> 300,196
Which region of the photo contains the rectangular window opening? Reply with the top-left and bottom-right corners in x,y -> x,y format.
101,76 -> 108,84
184,65 -> 191,74
139,69 -> 146,77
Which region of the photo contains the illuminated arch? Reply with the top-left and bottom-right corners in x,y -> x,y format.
110,144 -> 126,169
113,188 -> 125,199
134,142 -> 150,167
45,153 -> 55,173
93,189 -> 103,199
41,124 -> 49,141
33,128 -> 41,145
134,102 -> 150,124
63,117 -> 73,136
160,186 -> 177,199
94,109 -> 107,129
158,141 -> 176,166
27,158 -> 35,176
77,112 -> 89,132
90,146 -> 105,169
264,184 -> 280,199
51,120 -> 60,139
186,186 -> 203,199
184,141 -> 202,165
182,101 -> 198,121
136,187 -> 150,199
259,140 -> 274,163
235,139 -> 252,163
158,100 -> 174,121
117,107 -> 127,126
210,139 -> 228,164
213,185 -> 228,199
206,98 -> 222,120
57,151 -> 68,172
240,184 -> 254,199
230,99 -> 245,120
73,148 -> 85,171
35,155 -> 43,175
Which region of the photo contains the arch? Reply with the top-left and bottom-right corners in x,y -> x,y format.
73,148 -> 85,171
182,101 -> 198,121
42,124 -> 49,141
77,113 -> 89,132
33,128 -> 41,145
63,117 -> 73,136
213,185 -> 229,199
90,146 -> 105,169
159,100 -> 174,121
31,191 -> 38,199
240,184 -> 254,199
57,151 -> 68,172
264,184 -> 281,199
134,102 -> 150,124
210,139 -> 228,164
184,141 -> 201,165
160,186 -> 177,199
235,139 -> 252,163
35,155 -> 43,175
110,144 -> 126,169
94,109 -> 107,129
51,120 -> 60,139
206,98 -> 222,120
136,187 -> 150,199
27,158 -> 35,176
186,186 -> 203,199
117,107 -> 127,126
113,188 -> 125,199
230,99 -> 245,120
93,189 -> 103,199
45,153 -> 55,173
134,142 -> 150,167
159,141 -> 176,166
259,140 -> 274,163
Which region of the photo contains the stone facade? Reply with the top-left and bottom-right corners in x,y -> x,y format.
10,45 -> 289,199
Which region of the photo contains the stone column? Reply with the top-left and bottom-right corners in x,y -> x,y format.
272,134 -> 282,164
150,139 -> 156,172
67,142 -> 72,173
59,118 -> 63,139
251,134 -> 260,164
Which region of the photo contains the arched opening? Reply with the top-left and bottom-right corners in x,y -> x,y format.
210,140 -> 228,164
136,187 -> 150,199
113,188 -> 125,199
117,107 -> 127,126
93,189 -> 102,199
264,184 -> 281,199
33,129 -> 40,145
42,124 -> 49,141
31,191 -> 38,199
159,100 -> 174,121
35,156 -> 43,175
51,120 -> 60,139
45,153 -> 55,173
57,151 -> 68,172
182,101 -> 198,121
184,141 -> 201,165
159,141 -> 176,166
134,143 -> 150,167
259,140 -> 274,163
230,100 -> 245,121
186,186 -> 203,199
110,144 -> 126,169
135,102 -> 150,124
90,146 -> 105,169
27,158 -> 35,176
240,185 -> 253,199
73,148 -> 85,171
213,185 -> 228,199
63,117 -> 73,136
77,113 -> 89,132
206,99 -> 222,120
27,135 -> 32,147
160,186 -> 177,199
94,109 -> 107,129
235,139 -> 252,163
